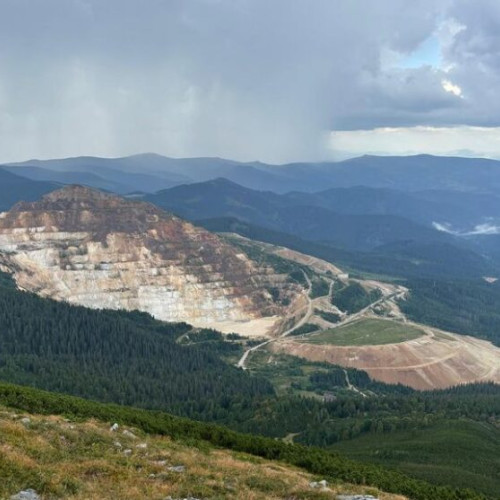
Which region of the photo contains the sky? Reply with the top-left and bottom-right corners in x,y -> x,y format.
1,0 -> 500,163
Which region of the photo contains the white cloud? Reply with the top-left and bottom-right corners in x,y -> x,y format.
432,222 -> 455,234
468,224 -> 500,235
433,221 -> 500,236
441,79 -> 463,97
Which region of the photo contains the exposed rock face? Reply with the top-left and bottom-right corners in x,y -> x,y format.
0,186 -> 289,333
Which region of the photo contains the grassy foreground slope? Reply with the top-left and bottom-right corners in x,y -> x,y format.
0,382 -> 486,500
0,403 -> 407,500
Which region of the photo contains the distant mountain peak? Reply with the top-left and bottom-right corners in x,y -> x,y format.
14,183 -> 124,207
208,177 -> 245,187
125,152 -> 169,160
43,184 -> 111,202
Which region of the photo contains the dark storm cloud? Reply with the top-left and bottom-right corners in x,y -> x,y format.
441,0 -> 500,126
0,0 -> 498,162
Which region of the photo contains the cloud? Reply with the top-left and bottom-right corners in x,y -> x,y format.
469,224 -> 500,235
432,222 -> 456,234
441,79 -> 463,96
0,0 -> 499,162
433,221 -> 500,236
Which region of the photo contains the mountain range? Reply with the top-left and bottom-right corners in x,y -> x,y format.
4,154 -> 500,232
3,153 -> 500,279
142,178 -> 499,278
6,152 -> 500,196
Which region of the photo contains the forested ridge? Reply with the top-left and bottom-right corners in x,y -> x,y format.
400,278 -> 500,346
331,281 -> 383,314
0,274 -> 272,420
243,383 -> 500,443
198,216 -> 495,279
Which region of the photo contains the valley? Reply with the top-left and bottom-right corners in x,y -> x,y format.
0,184 -> 497,391
0,169 -> 498,498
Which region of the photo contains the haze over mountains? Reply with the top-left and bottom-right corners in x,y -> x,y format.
7,152 -> 500,196
0,168 -> 59,212
5,153 -> 500,230
3,153 -> 500,280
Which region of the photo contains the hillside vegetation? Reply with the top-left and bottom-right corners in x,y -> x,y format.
0,382 -> 487,500
0,402 -> 408,500
0,273 -> 271,422
331,419 -> 500,500
331,282 -> 382,314
305,319 -> 424,346
401,278 -> 500,346
0,270 -> 499,497
244,352 -> 500,498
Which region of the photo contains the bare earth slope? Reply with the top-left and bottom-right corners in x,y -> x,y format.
272,322 -> 500,390
0,186 -> 294,334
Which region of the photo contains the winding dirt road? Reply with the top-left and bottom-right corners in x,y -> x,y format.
237,275 -> 402,369
237,271 -> 314,369
343,369 -> 367,398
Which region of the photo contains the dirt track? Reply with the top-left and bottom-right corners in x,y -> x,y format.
271,326 -> 500,390
237,270 -> 313,368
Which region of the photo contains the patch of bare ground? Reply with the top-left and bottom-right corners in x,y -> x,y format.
271,325 -> 500,390
199,315 -> 281,337
223,233 -> 345,276
271,247 -> 344,276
